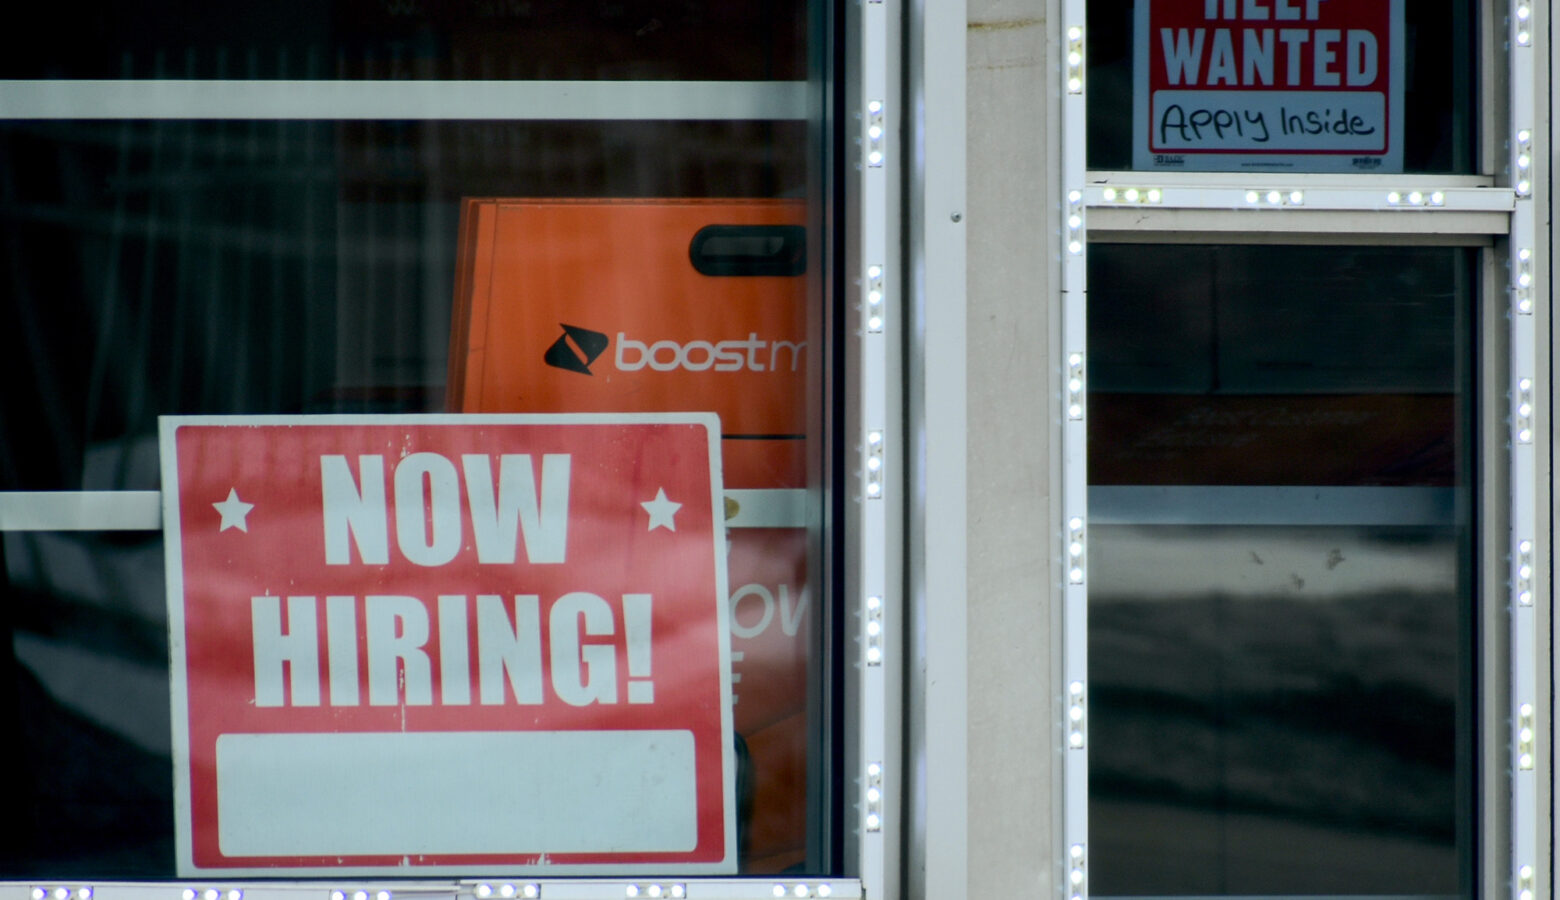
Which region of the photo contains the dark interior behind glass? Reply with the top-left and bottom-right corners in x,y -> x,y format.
1087,244 -> 1475,897
0,2 -> 806,81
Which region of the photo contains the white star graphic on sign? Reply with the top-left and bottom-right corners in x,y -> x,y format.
641,488 -> 682,532
213,488 -> 255,532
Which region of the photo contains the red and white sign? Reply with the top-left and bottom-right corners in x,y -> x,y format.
159,414 -> 734,876
1133,0 -> 1404,172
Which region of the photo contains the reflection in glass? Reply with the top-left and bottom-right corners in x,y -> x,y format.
0,11 -> 827,871
1,118 -> 804,492
1085,0 -> 1475,173
1087,245 -> 1472,897
0,2 -> 806,81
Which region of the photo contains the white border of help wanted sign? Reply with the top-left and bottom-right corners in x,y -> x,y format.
159,413 -> 736,877
1132,0 -> 1405,173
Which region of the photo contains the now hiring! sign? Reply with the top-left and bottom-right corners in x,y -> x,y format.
159,414 -> 735,876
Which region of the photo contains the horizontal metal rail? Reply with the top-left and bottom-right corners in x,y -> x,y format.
1089,485 -> 1458,527
0,80 -> 809,121
0,490 -> 810,531
0,882 -> 861,900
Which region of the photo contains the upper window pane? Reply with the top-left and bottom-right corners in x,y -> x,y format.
0,1 -> 807,80
1087,0 -> 1476,173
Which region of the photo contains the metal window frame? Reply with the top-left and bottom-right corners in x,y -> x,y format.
1057,3 -> 1551,900
1,885 -> 864,900
0,29 -> 903,900
842,0 -> 906,895
903,0 -> 969,898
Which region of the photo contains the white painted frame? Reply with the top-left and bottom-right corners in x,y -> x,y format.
842,0 -> 906,898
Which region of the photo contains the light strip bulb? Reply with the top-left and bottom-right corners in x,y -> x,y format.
865,430 -> 885,498
1067,516 -> 1085,585
1517,703 -> 1536,769
1516,538 -> 1534,606
1515,130 -> 1533,196
1515,377 -> 1534,444
865,595 -> 884,666
1067,353 -> 1085,420
1067,190 -> 1084,255
1068,844 -> 1087,900
865,761 -> 885,831
1066,27 -> 1084,93
866,100 -> 885,168
866,264 -> 885,332
1067,681 -> 1086,749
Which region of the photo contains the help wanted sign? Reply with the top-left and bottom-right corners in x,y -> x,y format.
1134,0 -> 1404,172
159,414 -> 735,876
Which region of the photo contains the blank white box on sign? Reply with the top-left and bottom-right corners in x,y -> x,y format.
215,730 -> 697,857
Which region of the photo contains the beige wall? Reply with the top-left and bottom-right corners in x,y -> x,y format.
967,1 -> 1061,896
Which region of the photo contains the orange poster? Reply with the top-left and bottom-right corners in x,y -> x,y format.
448,198 -> 815,872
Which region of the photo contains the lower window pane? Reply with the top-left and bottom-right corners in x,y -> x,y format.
0,114 -> 830,877
2,530 -> 173,874
1087,244 -> 1474,897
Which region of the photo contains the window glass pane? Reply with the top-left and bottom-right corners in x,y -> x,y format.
1,2 -> 806,80
2,530 -> 173,873
0,7 -> 833,880
1086,0 -> 1476,173
1,119 -> 807,492
1087,244 -> 1474,896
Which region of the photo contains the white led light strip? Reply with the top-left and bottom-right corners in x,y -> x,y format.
1505,0 -> 1540,895
1084,184 -> 1514,211
856,0 -> 894,893
0,884 -> 863,900
1060,0 -> 1090,892
472,887 -> 535,900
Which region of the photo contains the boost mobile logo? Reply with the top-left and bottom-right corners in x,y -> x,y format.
545,325 -> 806,375
543,324 -> 610,375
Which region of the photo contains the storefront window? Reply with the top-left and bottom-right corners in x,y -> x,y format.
0,0 -> 839,880
1085,0 -> 1476,173
1086,243 -> 1475,896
